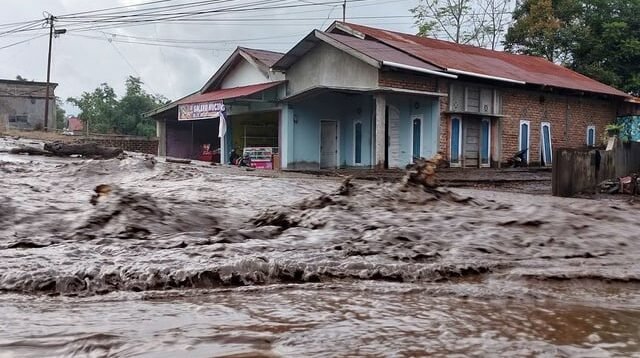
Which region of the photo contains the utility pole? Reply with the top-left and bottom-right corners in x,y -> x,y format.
342,0 -> 347,22
43,15 -> 66,132
44,15 -> 54,132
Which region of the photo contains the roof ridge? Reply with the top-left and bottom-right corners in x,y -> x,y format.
332,21 -> 629,97
238,46 -> 285,56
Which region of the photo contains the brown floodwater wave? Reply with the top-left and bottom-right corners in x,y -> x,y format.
1,137 -> 639,357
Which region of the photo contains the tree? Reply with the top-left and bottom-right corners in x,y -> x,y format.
55,97 -> 66,130
67,83 -> 119,134
504,0 -> 640,95
115,76 -> 164,137
503,0 -> 580,63
67,76 -> 165,136
411,0 -> 513,49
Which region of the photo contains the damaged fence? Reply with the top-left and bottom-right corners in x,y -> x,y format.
552,140 -> 640,197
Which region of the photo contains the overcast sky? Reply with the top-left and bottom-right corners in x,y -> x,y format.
0,0 -> 420,114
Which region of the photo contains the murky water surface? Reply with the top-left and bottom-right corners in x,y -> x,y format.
1,137 -> 639,357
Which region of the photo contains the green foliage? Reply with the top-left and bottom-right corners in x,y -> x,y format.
67,76 -> 166,137
504,0 -> 640,95
55,97 -> 66,130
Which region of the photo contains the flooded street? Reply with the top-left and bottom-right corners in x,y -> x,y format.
1,137 -> 640,357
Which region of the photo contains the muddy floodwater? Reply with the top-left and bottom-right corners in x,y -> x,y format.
1,137 -> 640,357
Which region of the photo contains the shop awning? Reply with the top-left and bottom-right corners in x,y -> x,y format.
144,81 -> 285,119
177,81 -> 284,105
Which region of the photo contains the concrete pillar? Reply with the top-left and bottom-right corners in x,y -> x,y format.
156,119 -> 166,157
374,93 -> 386,168
219,117 -> 227,165
279,106 -> 288,169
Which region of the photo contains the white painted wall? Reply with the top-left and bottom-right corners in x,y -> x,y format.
286,42 -> 379,96
220,59 -> 269,89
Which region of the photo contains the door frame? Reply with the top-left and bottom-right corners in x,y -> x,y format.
449,116 -> 463,168
319,119 -> 339,169
541,121 -> 552,166
353,120 -> 364,166
481,117 -> 491,168
410,115 -> 424,161
519,119 -> 531,163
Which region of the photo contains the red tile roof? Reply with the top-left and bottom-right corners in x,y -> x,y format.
332,22 -> 629,98
177,81 -> 284,105
239,47 -> 284,68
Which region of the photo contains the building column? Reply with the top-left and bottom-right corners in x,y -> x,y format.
279,104 -> 295,169
374,93 -> 386,169
156,119 -> 166,157
220,119 -> 227,165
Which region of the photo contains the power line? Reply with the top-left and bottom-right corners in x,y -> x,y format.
0,33 -> 47,50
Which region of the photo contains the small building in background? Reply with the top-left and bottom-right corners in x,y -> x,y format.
0,79 -> 57,131
67,116 -> 84,132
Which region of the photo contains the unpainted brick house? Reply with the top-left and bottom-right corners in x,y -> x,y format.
0,79 -> 57,131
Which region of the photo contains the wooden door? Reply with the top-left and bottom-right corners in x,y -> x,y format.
320,120 -> 338,169
463,119 -> 480,168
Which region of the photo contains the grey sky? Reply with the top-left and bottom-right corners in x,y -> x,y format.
0,0 -> 420,114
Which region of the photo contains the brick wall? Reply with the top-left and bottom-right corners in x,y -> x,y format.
500,90 -> 617,165
379,71 -> 439,93
80,137 -> 158,155
379,70 -> 620,166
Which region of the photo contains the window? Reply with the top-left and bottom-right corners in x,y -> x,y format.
450,84 -> 502,115
541,122 -> 552,166
519,120 -> 530,163
481,118 -> 491,167
587,125 -> 596,147
8,115 -> 27,123
412,117 -> 422,160
354,121 -> 362,165
450,117 -> 462,166
465,87 -> 481,112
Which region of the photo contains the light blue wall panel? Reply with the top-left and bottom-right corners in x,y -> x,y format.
386,94 -> 440,165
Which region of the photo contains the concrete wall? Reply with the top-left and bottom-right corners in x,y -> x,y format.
286,42 -> 379,96
287,92 -> 373,169
80,136 -> 159,155
552,141 -> 640,197
0,80 -> 56,130
385,94 -> 440,165
220,59 -> 268,89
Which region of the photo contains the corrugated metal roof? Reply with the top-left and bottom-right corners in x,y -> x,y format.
239,47 -> 284,68
331,22 -> 629,98
322,33 -> 442,72
178,81 -> 284,105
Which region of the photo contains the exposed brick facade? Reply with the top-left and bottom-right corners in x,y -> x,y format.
80,137 -> 159,155
378,70 -> 621,167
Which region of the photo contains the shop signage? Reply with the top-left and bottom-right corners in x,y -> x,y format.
178,101 -> 225,121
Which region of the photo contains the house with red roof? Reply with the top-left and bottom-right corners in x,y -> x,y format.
273,22 -> 632,169
147,22 -> 633,169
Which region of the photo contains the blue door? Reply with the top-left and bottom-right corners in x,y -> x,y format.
481,119 -> 490,166
451,117 -> 461,165
412,118 -> 421,160
354,121 -> 362,164
542,123 -> 552,165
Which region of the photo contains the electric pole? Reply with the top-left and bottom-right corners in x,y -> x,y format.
342,0 -> 347,22
43,15 -> 66,132
44,15 -> 54,132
